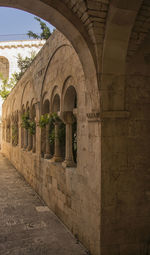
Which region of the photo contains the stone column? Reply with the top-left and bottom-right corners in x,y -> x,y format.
32,133 -> 36,153
35,102 -> 41,155
27,130 -> 32,151
10,118 -> 13,145
44,124 -> 52,159
24,128 -> 28,149
18,111 -> 22,148
53,120 -> 63,162
61,111 -> 76,167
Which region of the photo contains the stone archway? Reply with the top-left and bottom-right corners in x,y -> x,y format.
0,0 -> 100,113
0,56 -> 9,79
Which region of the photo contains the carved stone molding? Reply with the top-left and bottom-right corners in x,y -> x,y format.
87,111 -> 130,122
87,112 -> 101,122
102,111 -> 130,119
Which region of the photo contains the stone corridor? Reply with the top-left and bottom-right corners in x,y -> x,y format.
0,153 -> 86,255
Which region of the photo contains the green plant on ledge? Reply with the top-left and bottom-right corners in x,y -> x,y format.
39,113 -> 50,128
28,120 -> 36,135
21,113 -> 36,134
21,112 -> 30,129
39,113 -> 65,145
49,114 -> 65,145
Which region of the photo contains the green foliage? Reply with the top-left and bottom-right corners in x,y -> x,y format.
39,113 -> 60,128
21,113 -> 36,134
0,73 -> 17,100
27,17 -> 51,40
21,112 -> 30,129
13,52 -> 36,82
28,121 -> 36,135
39,113 -> 50,128
39,113 -> 65,145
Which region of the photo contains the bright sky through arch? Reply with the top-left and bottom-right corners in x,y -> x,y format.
0,7 -> 55,41
0,7 -> 55,117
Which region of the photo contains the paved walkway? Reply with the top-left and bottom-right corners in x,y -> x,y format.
0,153 -> 86,255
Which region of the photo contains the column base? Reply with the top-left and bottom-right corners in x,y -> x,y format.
44,153 -> 52,159
62,159 -> 76,168
27,146 -> 32,151
52,156 -> 63,162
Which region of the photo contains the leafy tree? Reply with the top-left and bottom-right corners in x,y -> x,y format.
0,73 -> 17,100
27,17 -> 51,40
13,52 -> 36,82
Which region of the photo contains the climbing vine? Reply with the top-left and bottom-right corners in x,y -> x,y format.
39,113 -> 65,145
39,113 -> 49,128
21,112 -> 30,129
28,121 -> 36,135
21,113 -> 36,134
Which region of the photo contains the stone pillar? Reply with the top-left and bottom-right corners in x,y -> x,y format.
53,120 -> 63,162
32,134 -> 36,153
21,127 -> 24,148
10,118 -> 13,145
18,112 -> 21,148
61,111 -> 76,167
27,130 -> 32,151
35,102 -> 41,155
20,111 -> 24,148
24,128 -> 28,149
44,124 -> 52,159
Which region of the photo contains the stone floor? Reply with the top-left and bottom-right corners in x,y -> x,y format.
0,153 -> 87,255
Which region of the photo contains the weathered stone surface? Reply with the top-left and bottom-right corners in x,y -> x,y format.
1,1 -> 150,255
2,31 -> 101,255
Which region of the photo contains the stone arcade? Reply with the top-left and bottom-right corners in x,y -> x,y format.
1,1 -> 150,255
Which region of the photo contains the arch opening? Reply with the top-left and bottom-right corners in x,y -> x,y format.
0,1 -> 99,112
0,56 -> 9,80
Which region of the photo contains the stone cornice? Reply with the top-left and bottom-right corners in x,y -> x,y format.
0,40 -> 45,49
87,111 -> 130,122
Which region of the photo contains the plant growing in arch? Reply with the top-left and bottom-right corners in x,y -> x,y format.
21,112 -> 36,134
39,113 -> 65,145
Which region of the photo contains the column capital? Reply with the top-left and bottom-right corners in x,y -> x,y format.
60,111 -> 75,124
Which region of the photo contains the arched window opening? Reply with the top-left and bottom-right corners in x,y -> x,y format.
52,94 -> 60,113
12,112 -> 19,146
22,106 -> 29,150
6,118 -> 11,143
41,99 -> 50,158
0,56 -> 9,80
42,99 -> 50,115
51,94 -> 65,162
62,86 -> 77,167
31,104 -> 36,153
21,107 -> 25,149
2,120 -> 5,142
64,86 -> 77,111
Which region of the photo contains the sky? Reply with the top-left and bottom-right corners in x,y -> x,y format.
0,7 -> 55,41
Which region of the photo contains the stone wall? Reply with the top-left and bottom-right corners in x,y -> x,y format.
1,1 -> 150,254
1,30 -> 101,255
100,33 -> 150,254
